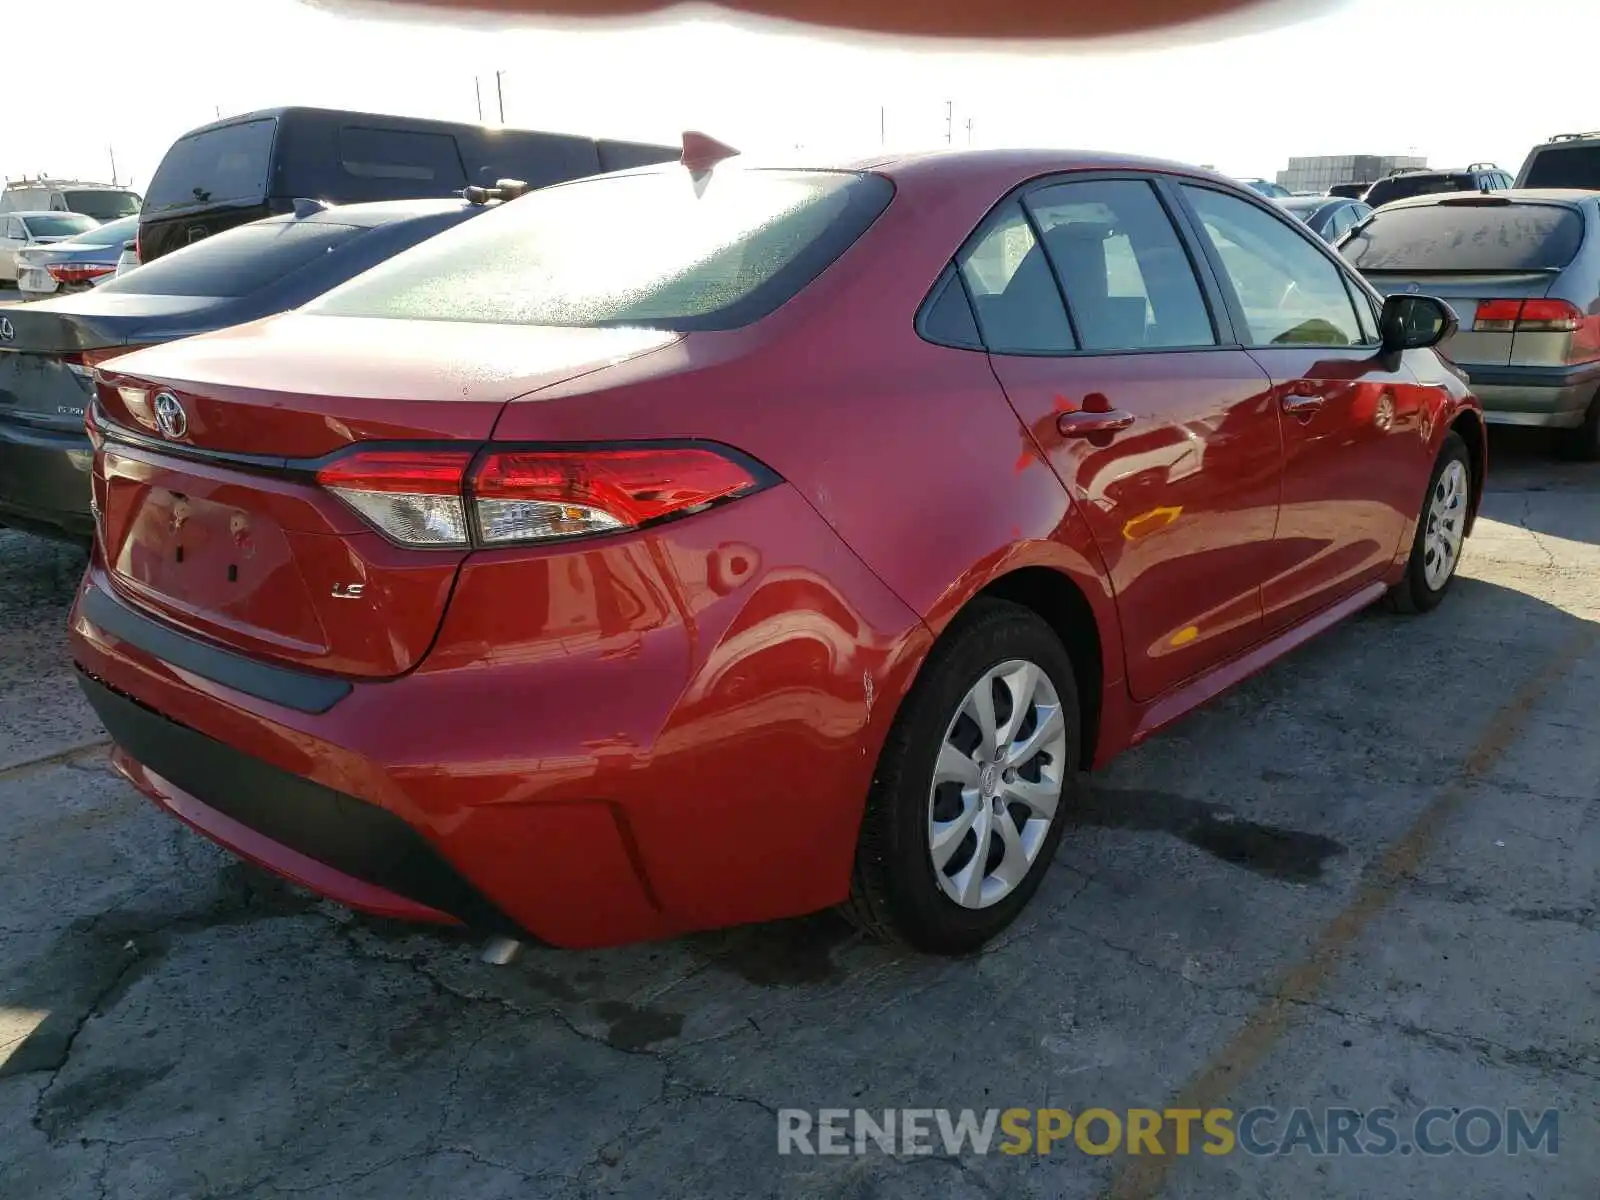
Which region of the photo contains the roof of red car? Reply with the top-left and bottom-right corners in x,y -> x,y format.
683,146 -> 1240,196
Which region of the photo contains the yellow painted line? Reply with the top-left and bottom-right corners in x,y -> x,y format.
1108,622 -> 1598,1200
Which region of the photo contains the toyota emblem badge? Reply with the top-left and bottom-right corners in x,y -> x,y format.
153,392 -> 189,440
0,317 -> 13,342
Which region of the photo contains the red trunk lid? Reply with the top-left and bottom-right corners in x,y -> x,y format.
91,314 -> 677,679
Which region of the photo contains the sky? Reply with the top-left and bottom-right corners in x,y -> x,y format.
17,0 -> 1599,193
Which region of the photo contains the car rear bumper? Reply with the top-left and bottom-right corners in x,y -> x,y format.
68,483 -> 932,948
1459,362 -> 1600,427
0,415 -> 94,541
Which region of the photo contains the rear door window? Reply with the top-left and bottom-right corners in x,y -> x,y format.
96,220 -> 362,298
338,127 -> 467,186
957,200 -> 1077,353
145,118 -> 277,214
1340,202 -> 1585,272
1025,179 -> 1216,351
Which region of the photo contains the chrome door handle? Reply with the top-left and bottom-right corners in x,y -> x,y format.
1281,393 -> 1325,415
1058,409 -> 1135,437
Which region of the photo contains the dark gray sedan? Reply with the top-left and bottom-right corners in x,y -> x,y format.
1276,195 -> 1373,242
1340,189 -> 1600,458
0,198 -> 489,541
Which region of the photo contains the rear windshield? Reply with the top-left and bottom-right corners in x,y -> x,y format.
61,214 -> 139,246
1367,175 -> 1473,206
1340,202 -> 1585,272
21,213 -> 99,237
1522,145 -> 1600,190
64,190 -> 141,220
145,118 -> 276,214
307,167 -> 894,331
97,219 -> 362,298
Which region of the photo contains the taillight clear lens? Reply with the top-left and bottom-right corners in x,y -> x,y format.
316,449 -> 475,548
469,447 -> 763,546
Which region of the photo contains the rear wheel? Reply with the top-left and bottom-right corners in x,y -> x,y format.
842,599 -> 1080,954
1556,391 -> 1600,461
1385,431 -> 1471,614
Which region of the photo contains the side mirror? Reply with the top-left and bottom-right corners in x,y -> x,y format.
1380,294 -> 1458,353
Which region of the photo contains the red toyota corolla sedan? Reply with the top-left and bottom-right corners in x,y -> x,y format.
69,148 -> 1484,954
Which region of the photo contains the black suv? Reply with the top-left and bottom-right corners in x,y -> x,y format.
1363,163 -> 1514,209
1516,132 -> 1600,190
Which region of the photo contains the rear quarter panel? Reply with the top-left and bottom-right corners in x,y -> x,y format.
490,165 -> 1125,724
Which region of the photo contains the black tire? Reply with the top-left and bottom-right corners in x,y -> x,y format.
1555,391 -> 1600,462
1384,431 -> 1472,615
841,598 -> 1081,955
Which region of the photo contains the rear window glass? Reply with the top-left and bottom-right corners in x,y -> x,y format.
339,127 -> 466,186
61,214 -> 139,246
308,168 -> 893,331
1367,175 -> 1473,206
1340,203 -> 1585,272
98,220 -> 361,298
145,118 -> 276,214
63,190 -> 141,221
1522,145 -> 1600,190
21,213 -> 99,237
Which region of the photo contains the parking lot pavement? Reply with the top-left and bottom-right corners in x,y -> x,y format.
0,429 -> 1595,1200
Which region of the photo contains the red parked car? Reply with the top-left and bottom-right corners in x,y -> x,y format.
69,148 -> 1483,955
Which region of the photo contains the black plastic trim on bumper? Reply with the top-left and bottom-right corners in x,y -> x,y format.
77,669 -> 523,936
81,584 -> 353,715
1461,362 -> 1600,389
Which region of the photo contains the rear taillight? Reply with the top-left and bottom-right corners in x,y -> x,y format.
316,443 -> 770,550
47,262 -> 116,285
1514,299 -> 1584,332
1472,298 -> 1599,361
316,449 -> 476,548
1471,299 -> 1523,332
65,346 -> 144,381
1473,298 -> 1584,332
471,447 -> 763,544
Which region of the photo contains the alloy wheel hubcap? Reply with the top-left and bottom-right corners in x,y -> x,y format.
928,659 -> 1068,910
1422,459 -> 1467,591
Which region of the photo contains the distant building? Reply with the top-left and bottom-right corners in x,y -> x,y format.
1275,154 -> 1427,193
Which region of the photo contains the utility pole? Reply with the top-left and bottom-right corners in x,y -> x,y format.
475,76 -> 483,122
945,100 -> 953,145
108,145 -> 118,185
965,117 -> 973,146
495,70 -> 505,123
879,106 -> 885,147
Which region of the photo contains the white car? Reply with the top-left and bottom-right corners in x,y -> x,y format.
0,211 -> 100,283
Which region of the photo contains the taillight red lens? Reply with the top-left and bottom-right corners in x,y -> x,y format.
316,449 -> 474,547
470,446 -> 763,545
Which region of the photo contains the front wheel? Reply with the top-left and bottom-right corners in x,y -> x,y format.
842,599 -> 1080,955
1385,431 -> 1472,614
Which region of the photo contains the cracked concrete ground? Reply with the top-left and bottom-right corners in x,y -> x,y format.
1,429 -> 1596,1199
